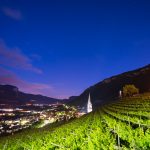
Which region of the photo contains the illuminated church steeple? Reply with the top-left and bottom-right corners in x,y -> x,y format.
87,93 -> 92,113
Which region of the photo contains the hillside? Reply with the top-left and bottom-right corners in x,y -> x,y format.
68,64 -> 150,108
0,94 -> 150,149
0,85 -> 61,104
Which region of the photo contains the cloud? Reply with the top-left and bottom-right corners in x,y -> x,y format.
1,7 -> 22,20
0,67 -> 52,96
0,41 -> 71,99
0,67 -> 74,99
0,40 -> 42,74
30,54 -> 42,61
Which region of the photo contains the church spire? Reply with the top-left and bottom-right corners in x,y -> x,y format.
87,93 -> 92,113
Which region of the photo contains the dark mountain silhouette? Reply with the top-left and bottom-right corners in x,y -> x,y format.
1,64 -> 150,107
0,85 -> 61,104
68,64 -> 150,109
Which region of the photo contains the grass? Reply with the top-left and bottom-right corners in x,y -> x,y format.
0,94 -> 150,150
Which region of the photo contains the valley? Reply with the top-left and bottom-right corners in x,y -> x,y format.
0,93 -> 150,149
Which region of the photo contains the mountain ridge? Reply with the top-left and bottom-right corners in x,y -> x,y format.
0,84 -> 61,104
1,64 -> 150,106
68,64 -> 150,108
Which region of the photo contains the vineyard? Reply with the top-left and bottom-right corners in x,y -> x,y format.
0,95 -> 150,150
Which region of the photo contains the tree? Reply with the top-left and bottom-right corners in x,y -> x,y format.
123,84 -> 139,97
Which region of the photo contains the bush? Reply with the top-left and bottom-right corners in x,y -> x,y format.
123,84 -> 139,97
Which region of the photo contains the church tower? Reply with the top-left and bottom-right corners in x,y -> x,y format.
87,93 -> 92,113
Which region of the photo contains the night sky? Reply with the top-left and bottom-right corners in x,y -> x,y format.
0,0 -> 150,99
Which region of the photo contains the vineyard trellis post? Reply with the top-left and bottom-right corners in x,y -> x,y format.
117,126 -> 120,149
127,113 -> 130,126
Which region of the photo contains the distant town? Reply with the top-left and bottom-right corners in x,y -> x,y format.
0,102 -> 83,136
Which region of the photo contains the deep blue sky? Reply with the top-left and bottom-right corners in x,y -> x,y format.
0,0 -> 150,98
